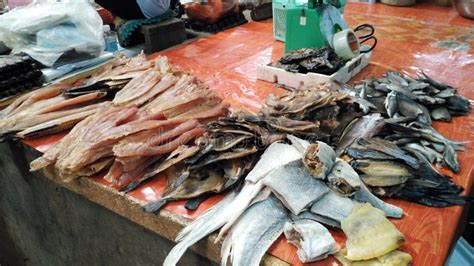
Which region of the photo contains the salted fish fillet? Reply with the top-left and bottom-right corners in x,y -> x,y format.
221,195 -> 290,266
163,181 -> 264,266
341,203 -> 405,261
11,101 -> 109,136
263,161 -> 329,215
125,73 -> 178,107
245,142 -> 302,184
113,69 -> 161,106
283,219 -> 338,263
310,189 -> 358,227
113,119 -> 198,157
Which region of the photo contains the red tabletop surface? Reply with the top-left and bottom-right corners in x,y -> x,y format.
23,2 -> 474,265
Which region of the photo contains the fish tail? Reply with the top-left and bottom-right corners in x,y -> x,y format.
120,180 -> 140,193
163,241 -> 189,266
143,199 -> 168,213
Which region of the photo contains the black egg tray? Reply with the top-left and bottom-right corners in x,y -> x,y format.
183,11 -> 247,34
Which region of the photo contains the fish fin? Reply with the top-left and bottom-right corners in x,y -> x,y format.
287,134 -> 310,154
215,182 -> 266,243
184,194 -> 212,211
164,192 -> 238,266
143,199 -> 168,213
220,230 -> 233,266
121,180 -> 141,193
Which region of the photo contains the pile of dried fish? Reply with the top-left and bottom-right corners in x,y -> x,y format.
163,136 -> 409,266
272,47 -> 345,75
0,83 -> 110,141
0,53 -> 151,141
261,86 -> 363,144
29,55 -> 228,189
350,71 -> 470,122
143,88 -> 361,212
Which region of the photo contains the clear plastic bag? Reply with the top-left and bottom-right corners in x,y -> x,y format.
239,0 -> 271,8
184,0 -> 239,24
0,0 -> 104,66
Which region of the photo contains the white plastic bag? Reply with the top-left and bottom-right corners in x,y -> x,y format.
0,0 -> 104,66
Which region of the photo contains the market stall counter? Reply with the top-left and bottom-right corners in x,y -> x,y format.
1,2 -> 473,266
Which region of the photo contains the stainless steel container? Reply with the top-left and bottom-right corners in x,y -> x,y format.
454,0 -> 474,19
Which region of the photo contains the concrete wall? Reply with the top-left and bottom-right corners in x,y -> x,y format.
0,141 -> 213,266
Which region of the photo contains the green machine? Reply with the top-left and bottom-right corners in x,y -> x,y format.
284,0 -> 349,53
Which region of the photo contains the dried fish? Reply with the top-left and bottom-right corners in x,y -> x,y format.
335,249 -> 412,266
341,203 -> 405,261
303,142 -> 336,180
327,159 -> 362,196
310,189 -> 358,228
284,219 -> 338,263
221,196 -> 289,266
263,161 -> 329,215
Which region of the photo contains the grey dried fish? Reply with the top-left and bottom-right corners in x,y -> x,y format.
221,196 -> 289,266
263,161 -> 329,215
303,142 -> 336,180
283,219 -> 338,263
327,158 -> 362,196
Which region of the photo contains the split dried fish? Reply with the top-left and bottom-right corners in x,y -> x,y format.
221,195 -> 289,266
310,189 -> 358,228
263,161 -> 329,215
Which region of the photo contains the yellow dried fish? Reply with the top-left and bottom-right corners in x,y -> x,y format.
335,249 -> 412,266
341,203 -> 405,261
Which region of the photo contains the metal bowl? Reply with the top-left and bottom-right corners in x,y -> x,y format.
454,0 -> 474,19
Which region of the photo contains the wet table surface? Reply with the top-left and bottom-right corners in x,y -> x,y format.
24,2 -> 473,265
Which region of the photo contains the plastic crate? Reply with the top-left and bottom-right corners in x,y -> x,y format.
257,49 -> 372,89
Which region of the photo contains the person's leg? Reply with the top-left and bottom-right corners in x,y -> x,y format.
96,0 -> 145,20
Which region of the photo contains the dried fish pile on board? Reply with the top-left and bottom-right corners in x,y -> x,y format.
272,47 -> 345,75
344,70 -> 471,173
163,136 -> 411,266
0,53 -> 151,141
261,85 -> 363,144
262,83 -> 471,207
142,88 -> 362,213
29,55 -> 228,187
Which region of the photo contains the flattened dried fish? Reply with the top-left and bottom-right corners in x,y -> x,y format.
263,161 -> 329,215
221,196 -> 289,266
335,249 -> 412,266
245,142 -> 301,183
341,203 -> 405,261
284,219 -> 338,263
336,113 -> 384,155
163,191 -> 239,266
310,189 -> 358,228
